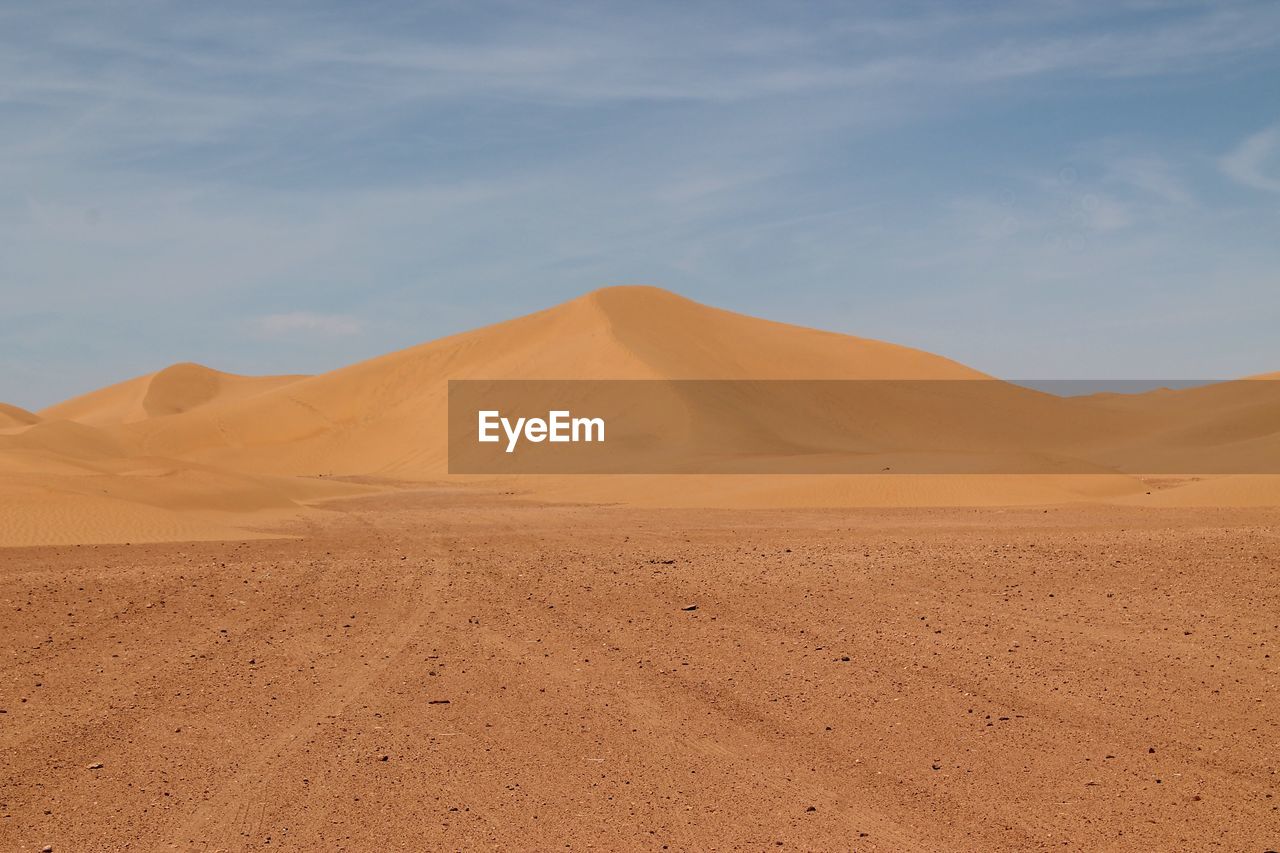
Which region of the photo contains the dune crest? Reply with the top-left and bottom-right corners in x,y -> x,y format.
584,286 -> 985,380
40,362 -> 307,426
0,402 -> 41,430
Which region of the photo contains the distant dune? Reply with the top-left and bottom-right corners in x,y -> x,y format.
40,362 -> 307,426
0,402 -> 41,430
3,285 -> 1277,546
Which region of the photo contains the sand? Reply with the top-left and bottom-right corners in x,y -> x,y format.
0,403 -> 41,431
39,362 -> 307,426
2,492 -> 1276,850
3,286 -> 1277,548
3,288 -> 1278,849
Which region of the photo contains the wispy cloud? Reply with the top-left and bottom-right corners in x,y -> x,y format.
1220,124 -> 1280,192
2,1 -> 1280,404
1105,156 -> 1193,205
4,2 -> 1279,161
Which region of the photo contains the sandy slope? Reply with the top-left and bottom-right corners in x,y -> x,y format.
0,453 -> 373,547
0,414 -> 369,546
4,286 -> 1278,546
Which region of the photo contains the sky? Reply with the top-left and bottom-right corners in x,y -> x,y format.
2,0 -> 1279,408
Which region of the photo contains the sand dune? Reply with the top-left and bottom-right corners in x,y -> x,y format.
110,286 -> 992,478
0,402 -> 41,430
41,361 -> 306,426
5,285 -> 1278,546
113,285 -> 1278,480
0,406 -> 367,548
2,418 -> 131,460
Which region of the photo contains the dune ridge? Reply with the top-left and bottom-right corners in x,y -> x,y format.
4,285 -> 1277,546
40,362 -> 308,426
0,402 -> 41,430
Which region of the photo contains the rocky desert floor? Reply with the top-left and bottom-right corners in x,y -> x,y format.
2,488 -> 1277,851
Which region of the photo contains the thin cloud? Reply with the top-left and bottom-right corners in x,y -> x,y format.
2,1 -> 1280,405
1079,193 -> 1133,232
1105,156 -> 1193,205
1220,124 -> 1280,192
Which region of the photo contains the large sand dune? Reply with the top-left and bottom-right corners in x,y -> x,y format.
3,286 -> 1277,546
106,286 -> 990,477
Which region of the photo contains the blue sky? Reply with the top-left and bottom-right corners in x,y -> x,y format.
3,0 -> 1279,407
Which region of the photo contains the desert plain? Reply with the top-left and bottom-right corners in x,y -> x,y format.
2,287 -> 1278,850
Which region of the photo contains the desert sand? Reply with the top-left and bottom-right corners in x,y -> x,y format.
1,286 -> 1276,548
2,495 -> 1277,850
2,287 -> 1278,849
